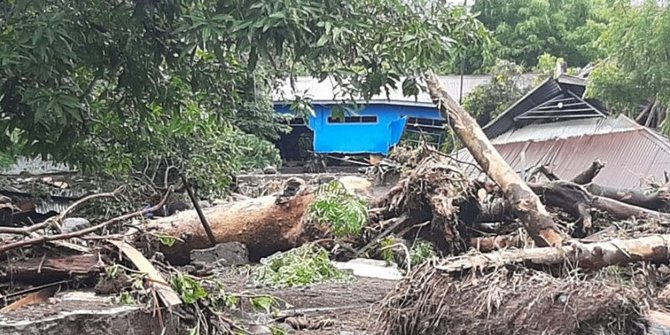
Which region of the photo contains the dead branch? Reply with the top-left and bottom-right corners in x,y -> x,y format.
435,234 -> 670,273
0,187 -> 124,235
0,187 -> 173,254
425,74 -> 565,247
528,181 -> 593,228
586,183 -> 670,211
571,159 -> 605,185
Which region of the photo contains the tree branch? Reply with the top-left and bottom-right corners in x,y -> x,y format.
0,187 -> 173,254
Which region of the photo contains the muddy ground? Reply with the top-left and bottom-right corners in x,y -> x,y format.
216,269 -> 397,334
0,271 -> 395,335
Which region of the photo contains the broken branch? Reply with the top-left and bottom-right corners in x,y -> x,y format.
0,187 -> 173,254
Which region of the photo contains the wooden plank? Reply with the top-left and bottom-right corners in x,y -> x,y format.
108,240 -> 181,307
0,286 -> 58,312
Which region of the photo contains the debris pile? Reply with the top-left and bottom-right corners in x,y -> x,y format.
4,76 -> 670,334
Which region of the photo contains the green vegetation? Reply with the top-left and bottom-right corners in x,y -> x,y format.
0,0 -> 485,191
463,59 -> 530,126
587,0 -> 670,132
409,240 -> 437,267
251,245 -> 352,287
309,181 -> 368,239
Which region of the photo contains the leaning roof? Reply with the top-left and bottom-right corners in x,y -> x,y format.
455,115 -> 670,188
272,75 -> 534,108
482,74 -> 606,139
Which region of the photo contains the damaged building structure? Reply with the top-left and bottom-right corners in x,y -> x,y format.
457,74 -> 670,188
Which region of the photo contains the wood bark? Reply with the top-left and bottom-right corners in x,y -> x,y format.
586,183 -> 670,211
0,254 -> 104,283
435,234 -> 670,273
144,193 -> 318,264
571,159 -> 605,185
425,74 -> 565,247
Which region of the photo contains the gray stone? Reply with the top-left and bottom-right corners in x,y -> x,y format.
247,325 -> 272,335
60,217 -> 91,233
189,242 -> 249,266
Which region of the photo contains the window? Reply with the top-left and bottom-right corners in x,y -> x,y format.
327,115 -> 378,124
406,117 -> 445,128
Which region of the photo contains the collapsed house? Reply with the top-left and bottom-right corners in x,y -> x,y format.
456,74 -> 670,188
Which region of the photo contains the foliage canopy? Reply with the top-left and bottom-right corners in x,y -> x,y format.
0,0 -> 486,192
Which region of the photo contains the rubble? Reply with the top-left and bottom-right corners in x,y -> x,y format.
4,78 -> 670,334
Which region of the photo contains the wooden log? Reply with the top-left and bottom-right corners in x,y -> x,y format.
528,181 -> 593,228
425,74 -> 565,247
571,159 -> 605,185
587,183 -> 670,211
144,193 -> 318,264
435,234 -> 670,273
1,254 -> 104,283
529,180 -> 670,225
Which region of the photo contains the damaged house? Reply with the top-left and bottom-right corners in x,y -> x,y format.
457,74 -> 670,188
271,76 -> 498,163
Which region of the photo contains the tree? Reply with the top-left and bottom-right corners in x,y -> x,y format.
462,59 -> 531,126
0,0 -> 487,193
469,0 -> 607,69
587,0 -> 670,132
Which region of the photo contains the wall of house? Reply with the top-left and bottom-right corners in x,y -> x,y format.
274,103 -> 443,155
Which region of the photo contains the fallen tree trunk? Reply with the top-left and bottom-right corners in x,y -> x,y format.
434,234 -> 670,273
144,192 -> 318,264
426,74 -> 564,247
586,183 -> 670,211
528,180 -> 670,224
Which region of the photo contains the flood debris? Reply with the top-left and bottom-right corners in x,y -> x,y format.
375,265 -> 649,335
5,78 -> 670,334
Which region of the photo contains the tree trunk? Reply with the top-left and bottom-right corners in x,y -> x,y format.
586,183 -> 670,212
425,74 -> 565,247
144,193 -> 318,264
435,234 -> 670,273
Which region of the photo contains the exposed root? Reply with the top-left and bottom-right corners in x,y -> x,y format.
375,263 -> 649,335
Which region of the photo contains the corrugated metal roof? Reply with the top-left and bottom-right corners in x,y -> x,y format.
272,75 -> 536,107
455,116 -> 670,188
482,74 -> 609,139
491,115 -> 639,144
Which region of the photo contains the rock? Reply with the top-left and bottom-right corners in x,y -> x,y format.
198,200 -> 211,208
331,258 -> 403,280
263,166 -> 278,175
247,325 -> 272,335
61,217 -> 92,233
189,242 -> 249,266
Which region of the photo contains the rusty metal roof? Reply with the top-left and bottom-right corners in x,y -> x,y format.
455,115 -> 670,188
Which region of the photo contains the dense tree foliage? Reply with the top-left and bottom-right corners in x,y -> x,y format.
460,0 -> 607,72
0,0 -> 485,192
587,0 -> 670,132
462,60 -> 531,126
